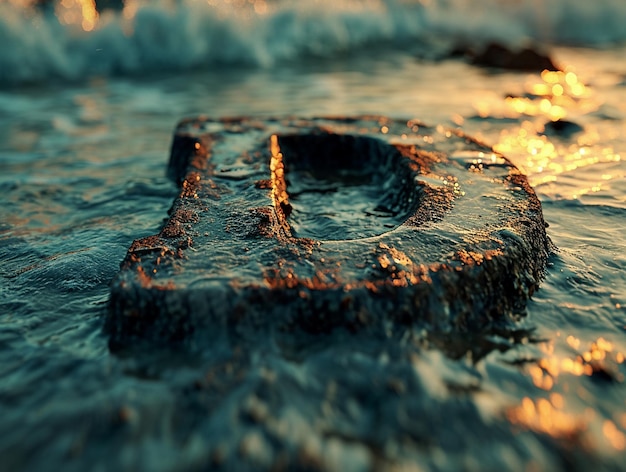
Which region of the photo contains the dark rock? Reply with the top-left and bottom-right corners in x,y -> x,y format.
470,43 -> 560,72
540,119 -> 584,138
106,116 -> 553,349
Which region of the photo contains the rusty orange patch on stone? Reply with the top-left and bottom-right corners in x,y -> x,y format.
263,264 -> 343,291
394,145 -> 443,174
135,266 -> 175,290
181,171 -> 202,199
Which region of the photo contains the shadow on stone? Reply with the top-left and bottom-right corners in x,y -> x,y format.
275,133 -> 422,240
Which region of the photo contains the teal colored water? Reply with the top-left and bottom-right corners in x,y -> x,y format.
1,1 -> 626,470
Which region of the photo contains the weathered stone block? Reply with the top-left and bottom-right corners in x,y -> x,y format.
107,116 -> 552,348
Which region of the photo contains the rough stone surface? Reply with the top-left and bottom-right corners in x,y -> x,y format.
107,116 -> 553,349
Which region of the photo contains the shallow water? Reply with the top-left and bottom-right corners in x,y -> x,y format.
2,1 -> 626,471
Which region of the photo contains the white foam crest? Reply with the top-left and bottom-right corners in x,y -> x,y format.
0,0 -> 423,82
1,0 -> 625,84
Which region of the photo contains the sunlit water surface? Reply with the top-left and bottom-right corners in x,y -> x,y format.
1,3 -> 626,470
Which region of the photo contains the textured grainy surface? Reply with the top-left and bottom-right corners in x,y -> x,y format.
107,116 -> 552,349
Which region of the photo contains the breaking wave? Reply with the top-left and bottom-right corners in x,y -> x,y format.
1,0 -> 626,84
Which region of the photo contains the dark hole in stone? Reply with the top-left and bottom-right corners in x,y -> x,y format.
276,133 -> 422,240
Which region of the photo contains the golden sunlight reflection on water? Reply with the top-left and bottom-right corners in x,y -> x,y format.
56,0 -> 98,31
508,336 -> 626,451
478,68 -> 624,201
471,62 -> 626,452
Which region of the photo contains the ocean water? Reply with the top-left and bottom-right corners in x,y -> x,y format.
1,1 -> 626,470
